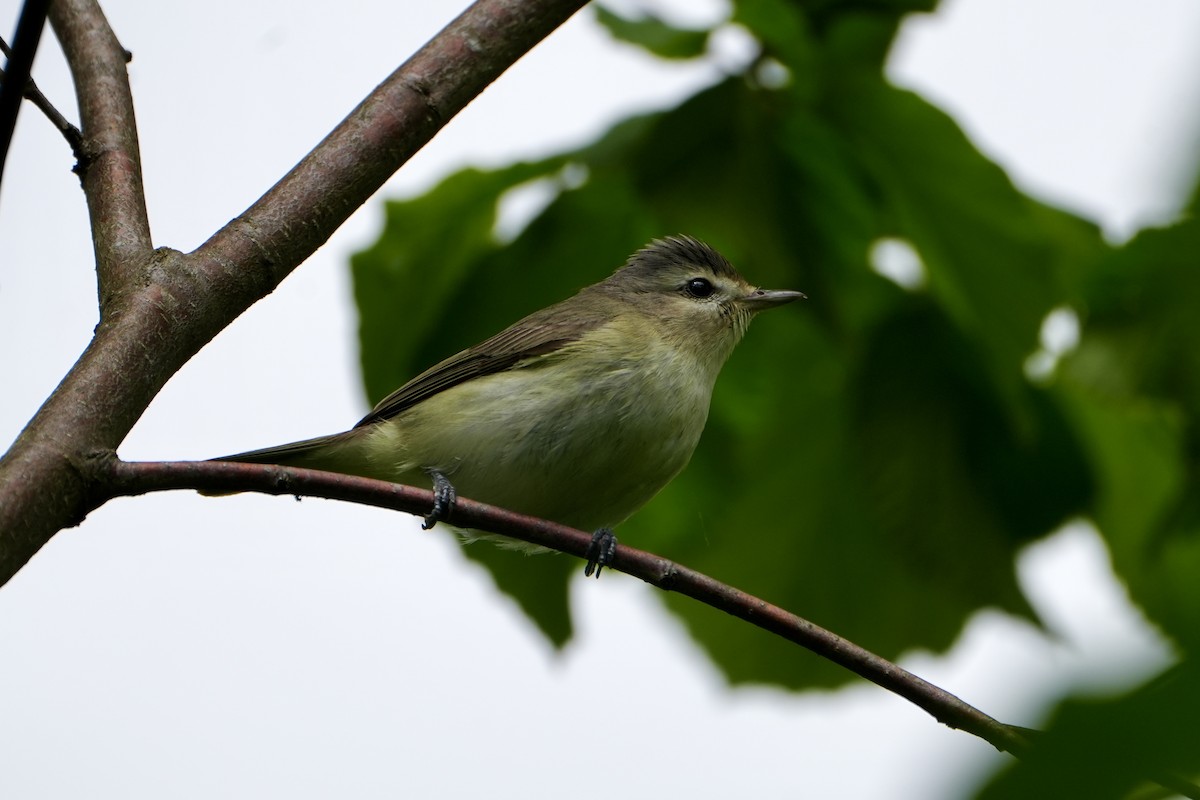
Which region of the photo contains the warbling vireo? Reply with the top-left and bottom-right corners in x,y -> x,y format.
214,236 -> 803,575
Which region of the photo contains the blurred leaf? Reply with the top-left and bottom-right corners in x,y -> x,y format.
733,0 -> 818,79
1060,218 -> 1200,650
850,303 -> 1092,564
977,663 -> 1200,800
593,5 -> 711,60
798,0 -> 939,15
737,0 -> 938,75
1069,220 -> 1200,414
828,82 -> 1095,387
460,542 -> 575,648
653,296 -> 1090,686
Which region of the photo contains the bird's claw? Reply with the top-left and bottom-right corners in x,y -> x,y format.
423,471 -> 456,530
584,528 -> 617,578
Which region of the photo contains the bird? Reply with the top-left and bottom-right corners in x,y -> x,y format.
212,235 -> 804,575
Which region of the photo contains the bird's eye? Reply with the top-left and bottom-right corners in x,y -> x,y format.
685,277 -> 715,298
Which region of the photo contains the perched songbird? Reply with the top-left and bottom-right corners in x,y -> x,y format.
213,236 -> 803,575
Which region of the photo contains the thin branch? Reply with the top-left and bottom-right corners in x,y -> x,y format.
0,0 -> 52,201
96,459 -> 1200,799
0,35 -> 85,157
94,456 -> 1032,756
48,0 -> 153,303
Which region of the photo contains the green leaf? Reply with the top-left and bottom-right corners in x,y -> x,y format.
593,6 -> 711,60
652,299 -> 1090,687
1059,218 -> 1200,650
735,0 -> 939,75
733,0 -> 817,77
977,663 -> 1200,799
460,542 -> 575,648
827,81 -> 1102,382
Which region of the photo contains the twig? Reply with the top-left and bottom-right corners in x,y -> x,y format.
0,0 -> 52,199
94,456 -> 1032,755
0,35 -> 85,157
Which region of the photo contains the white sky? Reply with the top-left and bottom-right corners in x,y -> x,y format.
1,1 -> 1197,797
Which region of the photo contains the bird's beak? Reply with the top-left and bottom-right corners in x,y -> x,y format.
740,288 -> 806,311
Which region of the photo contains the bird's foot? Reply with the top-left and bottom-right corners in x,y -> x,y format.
423,471 -> 456,530
584,528 -> 617,578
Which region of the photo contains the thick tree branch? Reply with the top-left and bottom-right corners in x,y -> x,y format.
48,0 -> 152,304
0,0 -> 589,587
94,457 -> 1033,757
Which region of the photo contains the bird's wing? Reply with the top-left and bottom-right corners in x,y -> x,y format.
354,299 -> 611,428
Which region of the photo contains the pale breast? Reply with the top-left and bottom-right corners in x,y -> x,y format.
388,327 -> 717,532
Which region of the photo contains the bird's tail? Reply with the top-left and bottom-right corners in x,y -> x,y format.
202,432 -> 358,495
212,433 -> 349,466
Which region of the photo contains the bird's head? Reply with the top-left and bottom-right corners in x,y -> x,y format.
600,235 -> 805,365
